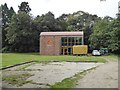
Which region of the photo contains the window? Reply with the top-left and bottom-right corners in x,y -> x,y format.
61,37 -> 82,55
62,37 -> 67,46
61,37 -> 82,46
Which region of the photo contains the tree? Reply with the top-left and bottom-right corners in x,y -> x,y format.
1,3 -> 9,48
108,17 -> 120,53
56,14 -> 68,31
8,7 -> 15,22
89,19 -> 111,49
34,12 -> 61,32
89,18 -> 119,53
6,12 -> 37,52
0,6 -> 2,50
1,3 -> 15,49
18,2 -> 31,13
1,3 -> 9,28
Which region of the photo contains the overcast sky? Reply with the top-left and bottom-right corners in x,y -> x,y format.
0,0 -> 119,18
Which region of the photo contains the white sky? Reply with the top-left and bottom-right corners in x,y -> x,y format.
0,0 -> 119,18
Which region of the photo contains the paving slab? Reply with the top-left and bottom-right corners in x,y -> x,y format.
26,62 -> 103,85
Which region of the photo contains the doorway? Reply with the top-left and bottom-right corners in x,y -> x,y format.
61,47 -> 73,55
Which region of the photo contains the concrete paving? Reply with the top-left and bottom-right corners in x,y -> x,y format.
26,62 -> 103,85
2,62 -> 103,88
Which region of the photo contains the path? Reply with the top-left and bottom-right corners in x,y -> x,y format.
75,60 -> 118,88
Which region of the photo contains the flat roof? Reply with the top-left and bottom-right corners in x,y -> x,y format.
40,31 -> 83,36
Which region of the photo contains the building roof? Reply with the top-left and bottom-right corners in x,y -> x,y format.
40,31 -> 83,36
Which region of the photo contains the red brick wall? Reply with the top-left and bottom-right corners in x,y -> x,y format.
40,35 -> 61,55
54,36 -> 61,55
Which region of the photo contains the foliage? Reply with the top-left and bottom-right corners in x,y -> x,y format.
1,3 -> 9,27
89,17 -> 119,53
8,7 -> 15,21
1,3 -> 15,48
5,12 -> 37,52
34,12 -> 63,32
108,17 -> 120,53
56,14 -> 69,31
18,2 -> 31,14
89,19 -> 111,49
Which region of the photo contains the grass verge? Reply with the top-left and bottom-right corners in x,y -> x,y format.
2,73 -> 33,86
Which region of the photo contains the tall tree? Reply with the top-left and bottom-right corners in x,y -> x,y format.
89,18 -> 120,52
6,12 -> 36,52
8,7 -> 15,22
108,17 -> 120,53
18,2 -> 31,13
1,3 -> 9,48
0,6 -> 2,50
1,3 -> 15,49
1,3 -> 9,28
56,14 -> 68,31
34,12 -> 61,32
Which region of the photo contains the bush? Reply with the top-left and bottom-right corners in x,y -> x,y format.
1,47 -> 11,53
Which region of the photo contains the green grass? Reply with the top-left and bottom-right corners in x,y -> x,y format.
100,54 -> 118,61
50,77 -> 77,89
1,53 -> 108,67
2,73 -> 33,86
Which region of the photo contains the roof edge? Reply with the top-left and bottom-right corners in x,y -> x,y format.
40,31 -> 83,36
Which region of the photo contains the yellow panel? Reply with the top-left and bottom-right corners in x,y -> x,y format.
73,45 -> 88,54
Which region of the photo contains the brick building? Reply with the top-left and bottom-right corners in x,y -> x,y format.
40,31 -> 84,55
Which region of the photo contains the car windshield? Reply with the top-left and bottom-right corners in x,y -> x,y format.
94,50 -> 98,52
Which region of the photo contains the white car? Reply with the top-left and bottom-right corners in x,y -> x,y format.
92,50 -> 101,56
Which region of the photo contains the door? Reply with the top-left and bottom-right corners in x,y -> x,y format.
61,47 -> 72,55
